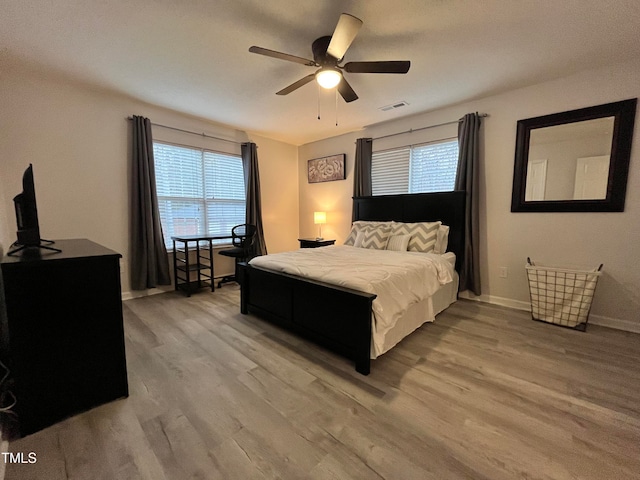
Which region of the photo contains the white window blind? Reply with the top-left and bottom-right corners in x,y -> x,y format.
153,142 -> 245,248
372,147 -> 410,196
372,139 -> 459,195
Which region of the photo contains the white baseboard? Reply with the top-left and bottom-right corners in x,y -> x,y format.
121,270 -> 235,301
121,286 -> 172,301
458,291 -> 639,334
458,291 -> 531,311
120,287 -> 639,334
587,314 -> 640,334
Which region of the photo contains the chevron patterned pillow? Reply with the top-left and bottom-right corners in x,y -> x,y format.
354,226 -> 391,249
390,221 -> 441,253
344,220 -> 393,246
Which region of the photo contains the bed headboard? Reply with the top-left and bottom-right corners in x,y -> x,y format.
353,191 -> 466,272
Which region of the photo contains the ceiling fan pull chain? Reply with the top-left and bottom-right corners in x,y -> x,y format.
317,83 -> 321,120
335,89 -> 338,126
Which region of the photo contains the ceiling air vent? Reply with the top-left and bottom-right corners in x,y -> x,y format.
379,101 -> 409,112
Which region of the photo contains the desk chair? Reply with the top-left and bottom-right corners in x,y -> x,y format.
217,224 -> 257,287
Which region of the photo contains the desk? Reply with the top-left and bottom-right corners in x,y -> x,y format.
171,234 -> 232,296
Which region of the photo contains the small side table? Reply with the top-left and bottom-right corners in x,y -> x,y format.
298,238 -> 336,248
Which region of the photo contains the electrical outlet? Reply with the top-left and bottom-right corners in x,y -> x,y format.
499,267 -> 508,278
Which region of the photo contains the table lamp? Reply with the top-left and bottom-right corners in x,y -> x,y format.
314,211 -> 326,240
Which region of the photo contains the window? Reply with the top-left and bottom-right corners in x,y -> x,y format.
371,139 -> 459,196
153,142 -> 245,248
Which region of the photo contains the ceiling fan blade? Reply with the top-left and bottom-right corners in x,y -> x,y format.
344,61 -> 411,74
327,13 -> 363,60
276,74 -> 316,95
338,77 -> 358,103
249,46 -> 317,66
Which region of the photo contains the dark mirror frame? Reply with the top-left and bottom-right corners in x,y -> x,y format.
511,98 -> 637,212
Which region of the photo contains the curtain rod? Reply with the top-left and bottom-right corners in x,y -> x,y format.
370,113 -> 489,142
126,117 -> 243,145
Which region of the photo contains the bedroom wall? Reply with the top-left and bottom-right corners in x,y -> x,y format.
0,58 -> 299,297
298,58 -> 640,332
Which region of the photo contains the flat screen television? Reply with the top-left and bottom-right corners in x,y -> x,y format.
7,164 -> 60,256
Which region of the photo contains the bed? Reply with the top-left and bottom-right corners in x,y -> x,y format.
238,191 -> 466,375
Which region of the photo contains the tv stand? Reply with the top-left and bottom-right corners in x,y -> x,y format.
6,238 -> 62,256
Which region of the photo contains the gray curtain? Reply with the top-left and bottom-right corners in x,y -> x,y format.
129,115 -> 171,290
242,142 -> 267,256
352,137 -> 373,220
455,113 -> 482,295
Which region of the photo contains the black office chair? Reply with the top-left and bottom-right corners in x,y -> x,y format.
217,224 -> 257,288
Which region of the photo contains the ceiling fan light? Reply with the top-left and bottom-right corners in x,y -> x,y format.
316,69 -> 342,89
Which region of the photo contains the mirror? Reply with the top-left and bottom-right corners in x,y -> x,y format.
511,99 -> 637,212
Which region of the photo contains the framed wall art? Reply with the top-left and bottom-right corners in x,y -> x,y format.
307,154 -> 346,183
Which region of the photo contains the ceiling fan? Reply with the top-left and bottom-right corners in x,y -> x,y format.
249,13 -> 411,103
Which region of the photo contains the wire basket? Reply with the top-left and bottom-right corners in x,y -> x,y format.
526,258 -> 603,331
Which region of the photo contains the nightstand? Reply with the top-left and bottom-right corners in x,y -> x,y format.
298,238 -> 336,248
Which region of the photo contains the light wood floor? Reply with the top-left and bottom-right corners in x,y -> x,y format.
5,286 -> 640,479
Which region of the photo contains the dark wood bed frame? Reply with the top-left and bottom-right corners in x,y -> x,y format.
238,191 -> 466,375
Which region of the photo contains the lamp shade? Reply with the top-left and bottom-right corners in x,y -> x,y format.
314,211 -> 327,225
315,69 -> 342,89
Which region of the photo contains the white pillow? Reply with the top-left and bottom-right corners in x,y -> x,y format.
434,225 -> 450,254
354,226 -> 390,249
386,234 -> 411,252
390,221 -> 441,253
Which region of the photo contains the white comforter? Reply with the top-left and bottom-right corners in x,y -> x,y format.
248,245 -> 455,356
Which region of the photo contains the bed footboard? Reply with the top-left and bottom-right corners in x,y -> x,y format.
238,262 -> 376,375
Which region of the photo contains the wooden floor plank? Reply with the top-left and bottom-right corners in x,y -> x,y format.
5,288 -> 640,479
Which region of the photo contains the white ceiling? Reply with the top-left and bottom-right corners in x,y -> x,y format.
2,0 -> 640,145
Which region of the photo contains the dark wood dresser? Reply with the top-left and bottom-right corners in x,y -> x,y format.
0,239 -> 129,436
